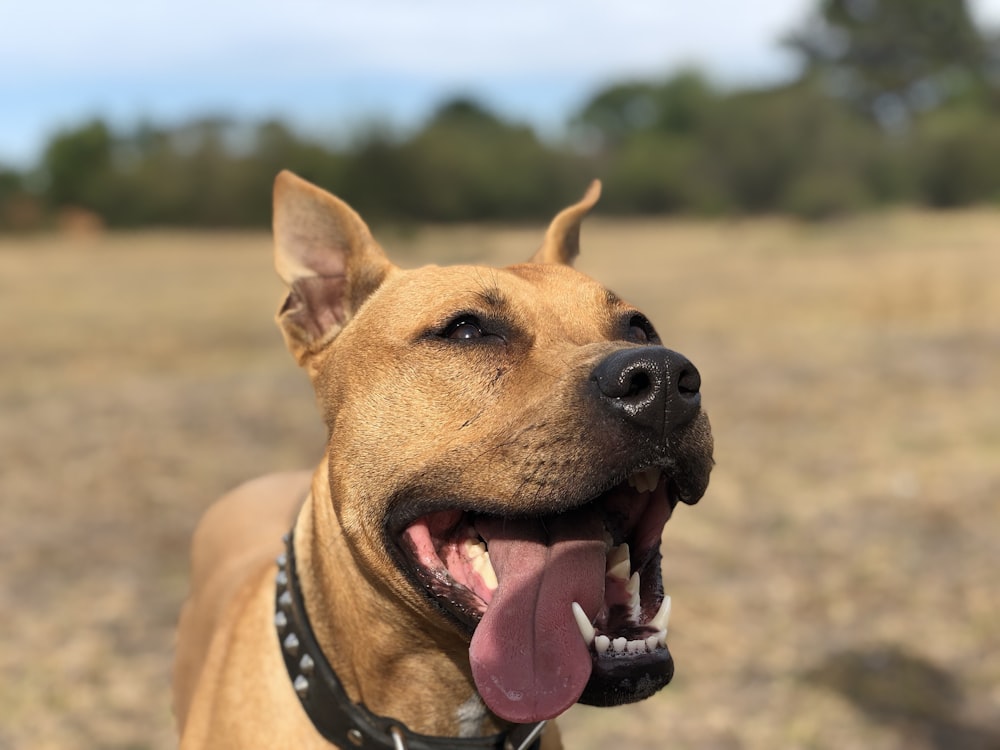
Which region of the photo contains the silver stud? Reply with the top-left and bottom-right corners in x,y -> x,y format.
299,653 -> 315,675
293,675 -> 309,697
283,633 -> 300,656
278,590 -> 293,610
276,553 -> 287,569
347,728 -> 364,746
282,532 -> 290,544
274,611 -> 288,633
276,570 -> 288,588
389,726 -> 407,750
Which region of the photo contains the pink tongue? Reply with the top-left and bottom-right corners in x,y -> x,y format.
469,511 -> 607,723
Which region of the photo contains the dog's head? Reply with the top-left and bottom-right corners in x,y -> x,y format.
273,171 -> 713,725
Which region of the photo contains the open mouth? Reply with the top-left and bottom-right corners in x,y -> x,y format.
397,466 -> 679,724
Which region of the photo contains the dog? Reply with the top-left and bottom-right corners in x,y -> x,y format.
172,172 -> 714,749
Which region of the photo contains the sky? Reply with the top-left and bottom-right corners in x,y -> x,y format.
3,0 -> 1000,168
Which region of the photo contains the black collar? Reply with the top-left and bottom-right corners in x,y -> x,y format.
274,530 -> 546,750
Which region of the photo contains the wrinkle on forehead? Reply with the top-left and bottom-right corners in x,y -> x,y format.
360,262 -> 626,347
501,263 -> 625,341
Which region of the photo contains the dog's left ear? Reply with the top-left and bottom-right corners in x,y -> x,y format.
530,179 -> 602,266
273,170 -> 395,366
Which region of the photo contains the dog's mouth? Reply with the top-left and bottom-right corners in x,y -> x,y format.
397,466 -> 679,724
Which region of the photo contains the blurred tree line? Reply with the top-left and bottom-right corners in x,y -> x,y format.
2,0 -> 999,229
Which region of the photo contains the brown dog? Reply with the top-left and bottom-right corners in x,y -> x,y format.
173,172 -> 713,749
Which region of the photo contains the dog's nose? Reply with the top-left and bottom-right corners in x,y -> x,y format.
591,347 -> 701,435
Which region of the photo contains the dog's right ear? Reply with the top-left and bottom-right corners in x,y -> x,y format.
273,170 -> 394,366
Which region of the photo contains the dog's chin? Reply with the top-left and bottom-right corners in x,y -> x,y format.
390,464 -> 696,724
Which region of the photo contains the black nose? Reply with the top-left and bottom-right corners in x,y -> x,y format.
591,347 -> 701,435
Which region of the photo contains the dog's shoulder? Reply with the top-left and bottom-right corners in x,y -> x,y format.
189,471 -> 311,577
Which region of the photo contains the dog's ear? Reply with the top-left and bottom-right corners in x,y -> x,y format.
273,170 -> 394,366
530,179 -> 602,265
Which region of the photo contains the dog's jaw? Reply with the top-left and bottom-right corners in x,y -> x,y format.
393,464 -> 688,723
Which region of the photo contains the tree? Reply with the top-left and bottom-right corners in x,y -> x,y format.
41,119 -> 114,210
398,97 -> 582,221
572,71 -> 717,149
785,0 -> 997,128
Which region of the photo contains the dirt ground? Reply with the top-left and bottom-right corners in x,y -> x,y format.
1,210 -> 998,749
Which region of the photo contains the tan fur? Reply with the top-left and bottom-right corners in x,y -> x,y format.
174,172 -> 710,749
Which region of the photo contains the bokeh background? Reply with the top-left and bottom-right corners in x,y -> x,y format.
2,1 -> 999,748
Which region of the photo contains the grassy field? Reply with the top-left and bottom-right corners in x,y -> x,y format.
1,211 -> 998,749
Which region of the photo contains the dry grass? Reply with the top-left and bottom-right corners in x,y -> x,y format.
1,211 -> 998,749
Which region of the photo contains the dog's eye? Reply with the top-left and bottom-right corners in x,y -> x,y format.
443,316 -> 484,340
625,314 -> 658,344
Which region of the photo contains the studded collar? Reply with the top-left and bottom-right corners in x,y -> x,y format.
274,529 -> 546,750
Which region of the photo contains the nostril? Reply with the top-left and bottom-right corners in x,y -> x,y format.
677,366 -> 701,397
626,371 -> 651,398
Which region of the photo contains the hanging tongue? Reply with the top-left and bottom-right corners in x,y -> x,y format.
469,509 -> 607,722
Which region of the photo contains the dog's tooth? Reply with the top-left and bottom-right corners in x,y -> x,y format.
481,551 -> 497,589
649,594 -> 672,633
464,539 -> 486,559
644,467 -> 662,491
571,602 -> 596,646
626,571 -> 640,596
595,635 -> 611,654
627,571 -> 641,621
606,542 -> 630,580
612,637 -> 627,654
657,629 -> 668,647
631,471 -> 645,492
627,639 -> 646,654
645,634 -> 660,651
472,550 -> 498,591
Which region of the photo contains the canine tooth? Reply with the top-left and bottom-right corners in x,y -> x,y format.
627,571 -> 641,620
612,637 -> 627,654
595,635 -> 611,654
649,595 -> 672,633
645,635 -> 660,651
606,543 -> 630,580
657,629 -> 667,647
571,602 -> 596,646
